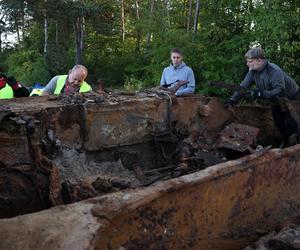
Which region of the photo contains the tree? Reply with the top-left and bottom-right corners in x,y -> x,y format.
146,0 -> 155,48
120,0 -> 125,42
0,0 -> 298,91
43,0 -> 48,56
187,0 -> 193,31
247,0 -> 300,82
193,0 -> 200,40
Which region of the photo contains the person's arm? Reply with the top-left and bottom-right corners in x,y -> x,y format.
175,68 -> 195,96
160,68 -> 167,86
169,80 -> 189,94
261,70 -> 285,98
230,71 -> 253,103
6,77 -> 30,97
42,76 -> 59,96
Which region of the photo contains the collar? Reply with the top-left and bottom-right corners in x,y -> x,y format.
171,62 -> 186,70
65,77 -> 80,95
256,60 -> 268,72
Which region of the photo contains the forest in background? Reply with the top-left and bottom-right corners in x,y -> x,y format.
0,0 -> 299,95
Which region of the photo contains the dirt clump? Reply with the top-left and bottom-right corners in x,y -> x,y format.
244,225 -> 300,250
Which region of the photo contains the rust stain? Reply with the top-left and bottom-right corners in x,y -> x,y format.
1,95 -> 299,250
94,147 -> 300,250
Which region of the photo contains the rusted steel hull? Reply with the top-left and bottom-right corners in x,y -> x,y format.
0,95 -> 237,217
94,147 -> 300,250
1,146 -> 300,250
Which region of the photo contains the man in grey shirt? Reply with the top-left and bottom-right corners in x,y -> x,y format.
42,64 -> 91,96
225,47 -> 299,147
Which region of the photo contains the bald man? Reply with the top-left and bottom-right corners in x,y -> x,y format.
42,64 -> 92,96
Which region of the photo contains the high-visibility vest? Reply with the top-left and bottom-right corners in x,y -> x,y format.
0,84 -> 14,99
30,88 -> 44,96
54,75 -> 91,95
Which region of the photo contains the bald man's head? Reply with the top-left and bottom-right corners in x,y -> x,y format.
68,64 -> 88,89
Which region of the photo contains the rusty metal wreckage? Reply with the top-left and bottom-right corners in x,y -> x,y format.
1,90 -> 300,250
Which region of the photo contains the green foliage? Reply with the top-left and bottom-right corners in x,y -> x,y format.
124,76 -> 144,91
123,29 -> 203,90
0,0 -> 298,95
247,0 -> 300,83
6,50 -> 50,85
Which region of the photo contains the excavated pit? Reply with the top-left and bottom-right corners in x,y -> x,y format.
0,93 -> 274,218
1,92 -> 300,250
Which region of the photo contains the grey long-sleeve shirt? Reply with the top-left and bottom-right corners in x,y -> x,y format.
231,60 -> 298,102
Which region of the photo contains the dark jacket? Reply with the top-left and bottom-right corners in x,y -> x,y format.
231,60 -> 298,102
6,76 -> 30,97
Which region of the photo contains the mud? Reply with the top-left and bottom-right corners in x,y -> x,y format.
244,225 -> 300,250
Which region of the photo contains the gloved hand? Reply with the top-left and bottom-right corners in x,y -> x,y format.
224,99 -> 237,108
250,89 -> 262,99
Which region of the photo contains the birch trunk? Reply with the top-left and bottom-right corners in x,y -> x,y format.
187,0 -> 193,31
135,0 -> 141,53
21,6 -> 25,47
193,0 -> 200,41
121,0 -> 125,42
146,0 -> 155,48
15,17 -> 21,46
43,0 -> 48,56
0,15 -> 5,53
55,22 -> 58,45
74,17 -> 85,64
164,0 -> 170,28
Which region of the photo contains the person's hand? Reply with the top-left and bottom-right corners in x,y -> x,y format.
224,99 -> 236,108
250,89 -> 262,99
177,80 -> 188,87
169,80 -> 189,94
